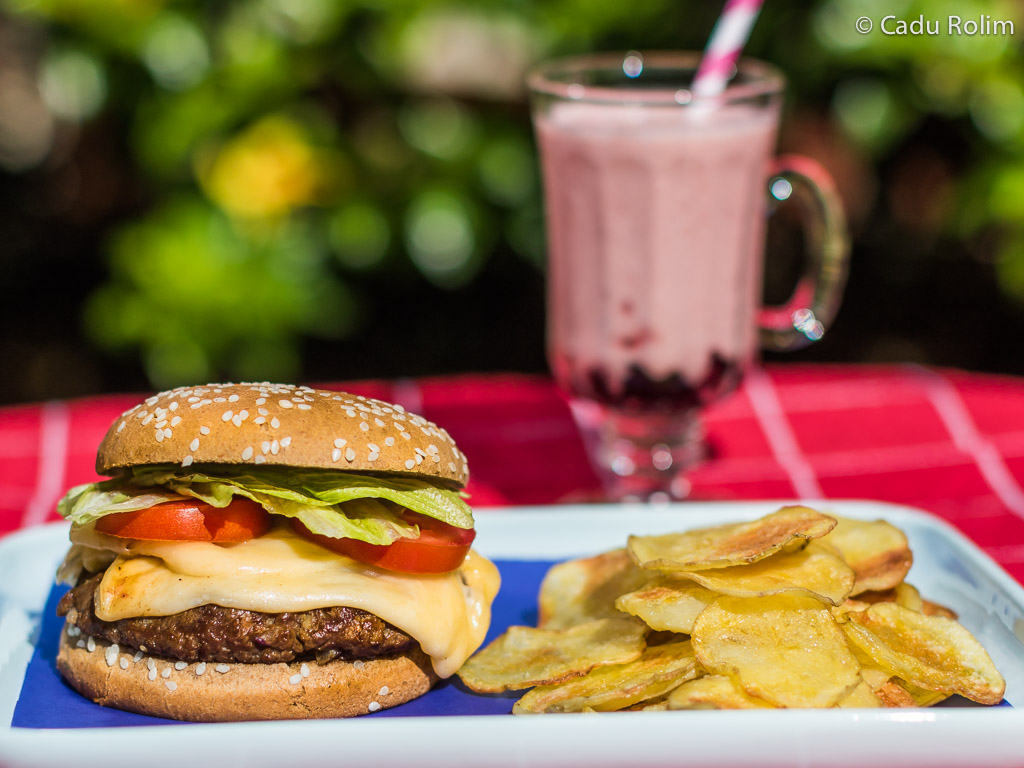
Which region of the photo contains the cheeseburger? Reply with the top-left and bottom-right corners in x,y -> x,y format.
54,382 -> 500,721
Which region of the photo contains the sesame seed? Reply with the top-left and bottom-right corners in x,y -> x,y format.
258,408 -> 269,416
262,441 -> 271,454
415,454 -> 424,465
188,397 -> 201,403
332,449 -> 342,462
216,664 -> 230,673
271,440 -> 279,455
232,415 -> 243,427
271,418 -> 281,429
105,644 -> 119,667
155,431 -> 165,443
279,400 -> 293,409
134,651 -> 144,662
147,658 -> 156,671
175,661 -> 188,670
353,660 -> 365,670
405,459 -> 415,470
379,686 -> 390,696
182,456 -> 194,468
427,444 -> 439,455
169,402 -> 179,411
256,398 -> 266,405
200,425 -> 211,435
228,394 -> 240,402
254,416 -> 266,425
385,437 -> 395,446
148,668 -> 158,681
190,438 -> 200,452
345,448 -> 356,462
345,410 -> 357,418
375,418 -> 385,427
76,639 -> 85,649
334,438 -> 347,448
368,443 -> 379,451
117,421 -> 126,433
196,662 -> 206,676
155,419 -> 168,429
67,624 -> 81,637
161,667 -> 171,679
214,397 -> 226,403
368,701 -> 381,712
368,452 -> 380,461
289,674 -> 303,685
165,680 -> 178,691
164,428 -> 173,439
301,663 -> 310,678
297,404 -> 312,410
432,454 -> 441,463
190,403 -> 203,410
401,432 -> 411,440
254,455 -> 266,464
280,436 -> 291,447
222,410 -> 233,422
171,416 -> 182,427
86,636 -> 96,652
119,657 -> 129,670
242,447 -> 254,460
359,422 -> 370,432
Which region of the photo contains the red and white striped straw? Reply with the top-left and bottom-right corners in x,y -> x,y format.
692,0 -> 765,100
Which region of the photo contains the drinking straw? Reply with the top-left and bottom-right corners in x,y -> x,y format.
691,0 -> 765,99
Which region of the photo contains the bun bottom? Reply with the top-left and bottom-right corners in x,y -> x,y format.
57,622 -> 438,722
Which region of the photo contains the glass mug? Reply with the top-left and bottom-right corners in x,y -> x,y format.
528,51 -> 849,501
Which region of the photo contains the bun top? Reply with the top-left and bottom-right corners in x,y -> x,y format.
97,383 -> 469,488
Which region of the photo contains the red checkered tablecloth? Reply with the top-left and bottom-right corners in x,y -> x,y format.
3,365 -> 1024,584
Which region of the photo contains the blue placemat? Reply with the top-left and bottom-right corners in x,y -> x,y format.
11,558 -> 1007,727
12,559 -> 551,727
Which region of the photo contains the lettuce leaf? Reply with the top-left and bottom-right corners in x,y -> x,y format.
56,466 -> 473,546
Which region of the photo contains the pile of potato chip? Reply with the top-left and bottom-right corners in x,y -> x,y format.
458,506 -> 1006,712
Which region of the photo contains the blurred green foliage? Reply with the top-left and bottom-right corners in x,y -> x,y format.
2,0 -> 1024,389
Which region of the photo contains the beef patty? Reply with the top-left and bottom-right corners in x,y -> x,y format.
58,573 -> 416,664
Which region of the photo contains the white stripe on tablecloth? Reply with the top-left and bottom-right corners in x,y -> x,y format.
390,378 -> 425,418
20,400 -> 70,528
744,367 -> 824,499
916,367 -> 1024,519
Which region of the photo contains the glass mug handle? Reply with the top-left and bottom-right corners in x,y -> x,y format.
759,155 -> 850,351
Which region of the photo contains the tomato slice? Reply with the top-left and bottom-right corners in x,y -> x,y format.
95,498 -> 271,543
292,511 -> 475,574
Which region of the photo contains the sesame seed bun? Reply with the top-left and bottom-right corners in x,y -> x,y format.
97,382 -> 469,488
57,626 -> 438,722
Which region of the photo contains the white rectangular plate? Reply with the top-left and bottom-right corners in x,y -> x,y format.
2,500 -> 1024,768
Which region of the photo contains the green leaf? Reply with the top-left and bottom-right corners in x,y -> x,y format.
56,465 -> 473,546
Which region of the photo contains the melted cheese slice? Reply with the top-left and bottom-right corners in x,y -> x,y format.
68,524 -> 500,678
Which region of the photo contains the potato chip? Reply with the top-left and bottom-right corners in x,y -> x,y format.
628,506 -> 836,572
692,594 -> 862,708
615,579 -> 717,634
538,548 -> 649,629
873,679 -> 917,707
836,679 -> 883,708
841,602 -> 1005,705
513,640 -> 698,714
457,617 -> 648,693
672,543 -> 855,606
667,675 -> 775,710
821,516 -> 912,595
921,599 -> 957,620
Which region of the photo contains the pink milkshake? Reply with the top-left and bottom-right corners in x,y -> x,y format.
529,52 -> 847,498
536,100 -> 779,412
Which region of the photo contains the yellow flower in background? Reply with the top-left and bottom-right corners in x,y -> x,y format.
198,114 -> 343,219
